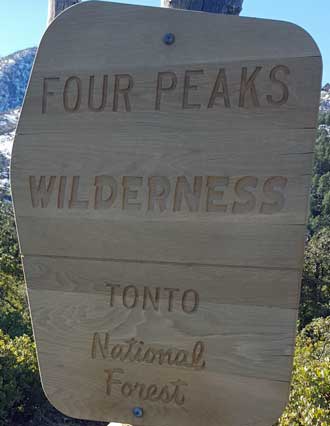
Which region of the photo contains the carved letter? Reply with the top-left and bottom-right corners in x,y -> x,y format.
69,176 -> 88,209
113,74 -> 134,112
260,176 -> 288,214
148,176 -> 171,212
134,383 -> 147,399
147,384 -> 159,401
122,176 -> 142,210
191,341 -> 206,368
182,70 -> 204,109
94,175 -> 117,209
208,69 -> 231,108
176,350 -> 189,366
57,176 -> 67,209
91,332 -> 109,359
88,75 -> 108,111
132,341 -> 145,362
143,287 -> 160,311
104,368 -> 123,396
159,385 -> 171,403
155,72 -> 177,110
63,76 -> 82,112
267,65 -> 290,106
107,283 -> 120,307
122,382 -> 133,397
239,67 -> 262,107
232,176 -> 258,214
173,176 -> 202,212
123,285 -> 138,309
206,176 -> 229,212
29,176 -> 56,208
121,338 -> 138,362
171,380 -> 187,406
111,344 -> 123,360
182,289 -> 199,314
42,77 -> 60,113
164,288 -> 180,312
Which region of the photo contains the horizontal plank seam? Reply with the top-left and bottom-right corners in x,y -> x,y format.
24,254 -> 300,271
17,131 -> 317,136
279,152 -> 313,156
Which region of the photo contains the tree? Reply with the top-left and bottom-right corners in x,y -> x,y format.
300,229 -> 330,328
0,201 -> 22,279
278,318 -> 330,426
0,273 -> 31,339
308,127 -> 330,234
0,330 -> 44,426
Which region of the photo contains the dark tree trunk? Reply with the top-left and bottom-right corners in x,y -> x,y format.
48,0 -> 81,25
162,0 -> 244,15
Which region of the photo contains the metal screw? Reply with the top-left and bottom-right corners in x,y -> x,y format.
133,407 -> 144,417
163,32 -> 175,45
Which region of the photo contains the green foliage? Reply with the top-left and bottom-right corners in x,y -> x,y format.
319,112 -> 330,126
0,201 -> 22,279
309,129 -> 330,234
0,272 -> 31,338
0,330 -> 105,426
0,330 -> 45,425
301,115 -> 330,330
279,317 -> 330,426
299,229 -> 330,328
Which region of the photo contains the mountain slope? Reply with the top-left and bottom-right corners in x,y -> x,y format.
0,108 -> 19,158
0,48 -> 36,113
0,109 -> 19,191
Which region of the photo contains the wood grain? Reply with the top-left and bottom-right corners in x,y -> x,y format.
29,286 -> 293,425
24,255 -> 301,309
11,2 -> 322,425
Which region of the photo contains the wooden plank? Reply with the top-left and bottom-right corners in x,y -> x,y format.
11,2 -> 322,425
29,287 -> 294,425
24,255 -> 301,309
19,219 -> 306,269
18,57 -> 321,129
28,287 -> 296,381
34,1 -> 319,68
12,127 -> 316,177
13,172 -> 312,225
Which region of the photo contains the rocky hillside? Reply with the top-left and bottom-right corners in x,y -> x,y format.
0,47 -> 36,113
0,48 -> 36,191
0,109 -> 19,192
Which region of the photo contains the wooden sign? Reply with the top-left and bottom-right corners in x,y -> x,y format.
11,2 -> 322,425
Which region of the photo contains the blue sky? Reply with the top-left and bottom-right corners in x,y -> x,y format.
0,0 -> 329,84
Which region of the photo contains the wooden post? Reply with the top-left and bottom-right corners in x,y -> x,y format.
48,0 -> 81,25
162,0 -> 243,15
